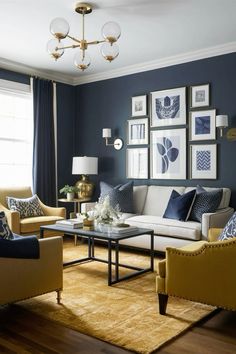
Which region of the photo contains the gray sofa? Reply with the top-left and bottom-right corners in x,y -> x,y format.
82,185 -> 234,252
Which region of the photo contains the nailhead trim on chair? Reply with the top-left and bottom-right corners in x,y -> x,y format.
167,238 -> 236,257
2,287 -> 63,306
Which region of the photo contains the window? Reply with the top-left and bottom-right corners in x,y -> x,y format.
0,79 -> 33,187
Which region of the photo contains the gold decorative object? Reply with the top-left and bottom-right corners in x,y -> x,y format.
72,156 -> 98,199
83,217 -> 94,231
226,128 -> 236,141
47,2 -> 121,71
76,175 -> 95,199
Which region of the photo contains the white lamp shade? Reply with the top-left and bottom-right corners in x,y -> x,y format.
102,128 -> 111,138
216,115 -> 228,128
72,156 -> 98,175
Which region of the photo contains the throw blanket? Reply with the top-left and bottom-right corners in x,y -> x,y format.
0,234 -> 39,259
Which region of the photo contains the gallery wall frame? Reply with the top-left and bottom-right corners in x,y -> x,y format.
190,144 -> 217,179
150,87 -> 186,128
150,128 -> 186,179
126,148 -> 148,179
189,109 -> 216,141
190,83 -> 210,109
127,118 -> 149,145
131,95 -> 147,117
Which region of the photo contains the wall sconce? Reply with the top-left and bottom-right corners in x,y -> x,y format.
216,115 -> 228,137
102,128 -> 123,150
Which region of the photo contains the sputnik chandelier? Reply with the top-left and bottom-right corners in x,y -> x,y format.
47,2 -> 121,71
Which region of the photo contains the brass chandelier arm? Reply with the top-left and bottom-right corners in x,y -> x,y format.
67,34 -> 81,43
57,44 -> 80,50
87,40 -> 106,45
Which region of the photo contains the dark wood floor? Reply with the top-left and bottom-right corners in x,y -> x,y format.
0,305 -> 236,354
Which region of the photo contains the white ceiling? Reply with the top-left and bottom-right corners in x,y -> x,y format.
0,0 -> 236,84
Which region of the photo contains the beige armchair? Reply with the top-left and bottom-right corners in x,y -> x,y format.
157,228 -> 236,314
0,236 -> 63,305
0,186 -> 66,236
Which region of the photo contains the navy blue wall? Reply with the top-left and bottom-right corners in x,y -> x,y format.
75,53 -> 236,208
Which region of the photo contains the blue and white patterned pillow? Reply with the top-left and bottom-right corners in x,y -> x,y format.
100,181 -> 134,213
218,213 -> 236,241
0,211 -> 13,240
6,194 -> 44,219
189,186 -> 223,222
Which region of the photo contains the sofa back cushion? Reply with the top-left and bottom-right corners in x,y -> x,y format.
142,186 -> 185,216
133,185 -> 148,214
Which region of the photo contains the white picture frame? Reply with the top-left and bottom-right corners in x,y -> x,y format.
127,118 -> 149,145
126,148 -> 148,179
150,128 -> 186,179
190,83 -> 210,108
150,87 -> 186,127
189,109 -> 216,141
190,144 -> 217,179
132,95 -> 147,117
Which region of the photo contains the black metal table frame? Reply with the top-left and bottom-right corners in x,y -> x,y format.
40,226 -> 154,286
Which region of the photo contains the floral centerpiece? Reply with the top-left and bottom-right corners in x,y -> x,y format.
89,196 -> 121,230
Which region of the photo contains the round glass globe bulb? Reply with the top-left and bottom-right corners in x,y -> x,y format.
101,42 -> 119,62
47,39 -> 64,60
50,17 -> 69,39
74,51 -> 91,71
102,22 -> 121,43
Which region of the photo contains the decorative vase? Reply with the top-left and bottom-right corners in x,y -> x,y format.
67,192 -> 74,201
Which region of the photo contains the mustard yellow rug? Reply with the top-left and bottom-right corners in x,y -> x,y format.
18,241 -> 215,354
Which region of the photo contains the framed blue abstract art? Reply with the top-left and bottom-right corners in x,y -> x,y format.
150,128 -> 186,179
150,87 -> 186,127
189,109 -> 216,141
190,144 -> 217,179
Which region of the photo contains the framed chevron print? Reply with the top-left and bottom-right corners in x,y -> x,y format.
190,144 -> 217,179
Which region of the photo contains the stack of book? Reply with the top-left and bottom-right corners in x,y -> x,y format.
111,225 -> 138,234
56,219 -> 83,229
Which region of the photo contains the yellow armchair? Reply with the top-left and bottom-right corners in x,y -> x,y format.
157,228 -> 236,314
0,186 -> 66,236
0,236 -> 63,305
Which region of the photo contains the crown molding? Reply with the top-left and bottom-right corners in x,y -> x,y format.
1,41 -> 236,86
73,41 -> 236,86
0,57 -> 74,85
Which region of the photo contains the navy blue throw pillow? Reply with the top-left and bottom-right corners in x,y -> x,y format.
100,181 -> 134,213
0,234 -> 39,259
218,212 -> 236,241
189,186 -> 223,222
163,189 -> 196,221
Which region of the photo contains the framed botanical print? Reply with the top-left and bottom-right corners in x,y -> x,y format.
132,95 -> 147,116
126,148 -> 148,179
190,144 -> 217,179
189,109 -> 216,141
190,83 -> 210,108
150,128 -> 186,179
150,87 -> 186,127
127,118 -> 149,145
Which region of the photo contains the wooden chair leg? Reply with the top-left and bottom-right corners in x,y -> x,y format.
158,293 -> 168,315
56,290 -> 62,304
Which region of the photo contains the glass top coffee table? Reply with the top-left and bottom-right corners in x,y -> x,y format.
40,224 -> 154,286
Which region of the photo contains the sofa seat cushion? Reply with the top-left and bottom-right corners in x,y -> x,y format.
126,215 -> 201,241
20,216 -> 64,233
